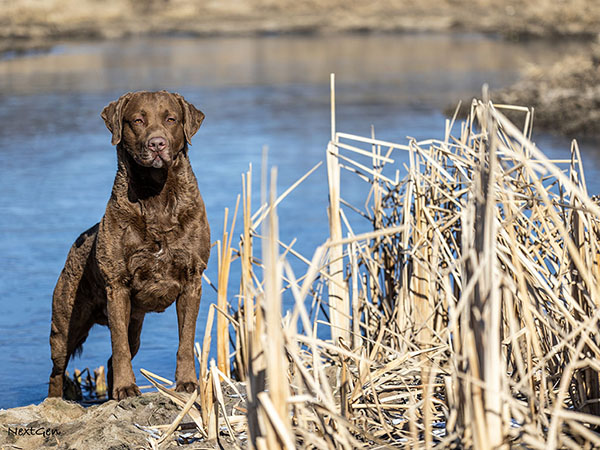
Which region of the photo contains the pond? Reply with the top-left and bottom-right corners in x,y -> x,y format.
0,33 -> 596,408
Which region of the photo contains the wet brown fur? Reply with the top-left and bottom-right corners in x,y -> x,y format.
48,91 -> 210,400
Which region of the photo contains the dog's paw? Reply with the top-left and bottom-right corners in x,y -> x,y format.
175,380 -> 198,393
113,384 -> 141,400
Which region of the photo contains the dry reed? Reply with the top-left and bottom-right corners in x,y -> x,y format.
139,78 -> 600,449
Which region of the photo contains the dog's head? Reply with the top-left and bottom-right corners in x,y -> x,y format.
101,91 -> 204,169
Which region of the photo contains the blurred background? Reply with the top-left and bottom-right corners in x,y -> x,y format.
1,0 -> 599,409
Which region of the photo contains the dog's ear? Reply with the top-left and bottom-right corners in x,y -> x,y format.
174,93 -> 205,145
101,93 -> 133,146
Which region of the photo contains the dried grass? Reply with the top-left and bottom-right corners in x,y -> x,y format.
140,78 -> 600,449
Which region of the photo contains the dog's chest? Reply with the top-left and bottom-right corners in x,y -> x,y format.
124,218 -> 198,312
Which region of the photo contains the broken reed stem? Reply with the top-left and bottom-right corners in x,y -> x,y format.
327,77 -> 350,346
237,166 -> 254,382
260,167 -> 292,449
157,388 -> 199,444
216,195 -> 241,377
199,304 -> 216,431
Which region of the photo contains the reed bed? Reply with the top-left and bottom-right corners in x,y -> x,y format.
140,79 -> 600,449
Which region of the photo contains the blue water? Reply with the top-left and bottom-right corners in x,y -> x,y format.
0,33 -> 597,409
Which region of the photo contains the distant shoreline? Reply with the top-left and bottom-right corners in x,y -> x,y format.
2,0 -> 599,56
2,0 -> 599,136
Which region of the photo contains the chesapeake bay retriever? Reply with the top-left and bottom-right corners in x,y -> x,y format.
48,91 -> 211,400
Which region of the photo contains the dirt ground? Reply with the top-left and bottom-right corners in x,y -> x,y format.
1,393 -> 183,450
0,390 -> 244,450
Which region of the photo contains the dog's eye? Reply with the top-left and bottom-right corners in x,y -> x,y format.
166,117 -> 176,123
132,118 -> 144,125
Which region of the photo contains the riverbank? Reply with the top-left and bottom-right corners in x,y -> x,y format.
445,41 -> 600,138
2,0 -> 600,56
490,44 -> 600,137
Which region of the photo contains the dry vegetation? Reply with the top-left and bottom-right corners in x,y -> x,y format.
134,78 -> 600,449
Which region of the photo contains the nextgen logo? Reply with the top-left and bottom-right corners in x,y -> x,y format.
6,426 -> 61,438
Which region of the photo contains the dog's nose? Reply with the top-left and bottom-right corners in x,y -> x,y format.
147,137 -> 167,152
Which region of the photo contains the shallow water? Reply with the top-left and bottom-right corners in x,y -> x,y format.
0,33 -> 597,408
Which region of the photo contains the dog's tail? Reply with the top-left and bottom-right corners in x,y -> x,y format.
71,343 -> 84,359
69,336 -> 87,361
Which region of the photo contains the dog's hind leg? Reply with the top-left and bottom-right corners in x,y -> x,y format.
48,224 -> 100,398
48,310 -> 95,398
48,315 -> 69,397
48,276 -> 97,397
48,272 -> 76,398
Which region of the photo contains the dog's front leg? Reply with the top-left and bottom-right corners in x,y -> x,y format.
107,284 -> 141,400
175,276 -> 202,392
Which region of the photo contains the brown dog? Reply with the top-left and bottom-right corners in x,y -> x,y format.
48,91 -> 211,400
